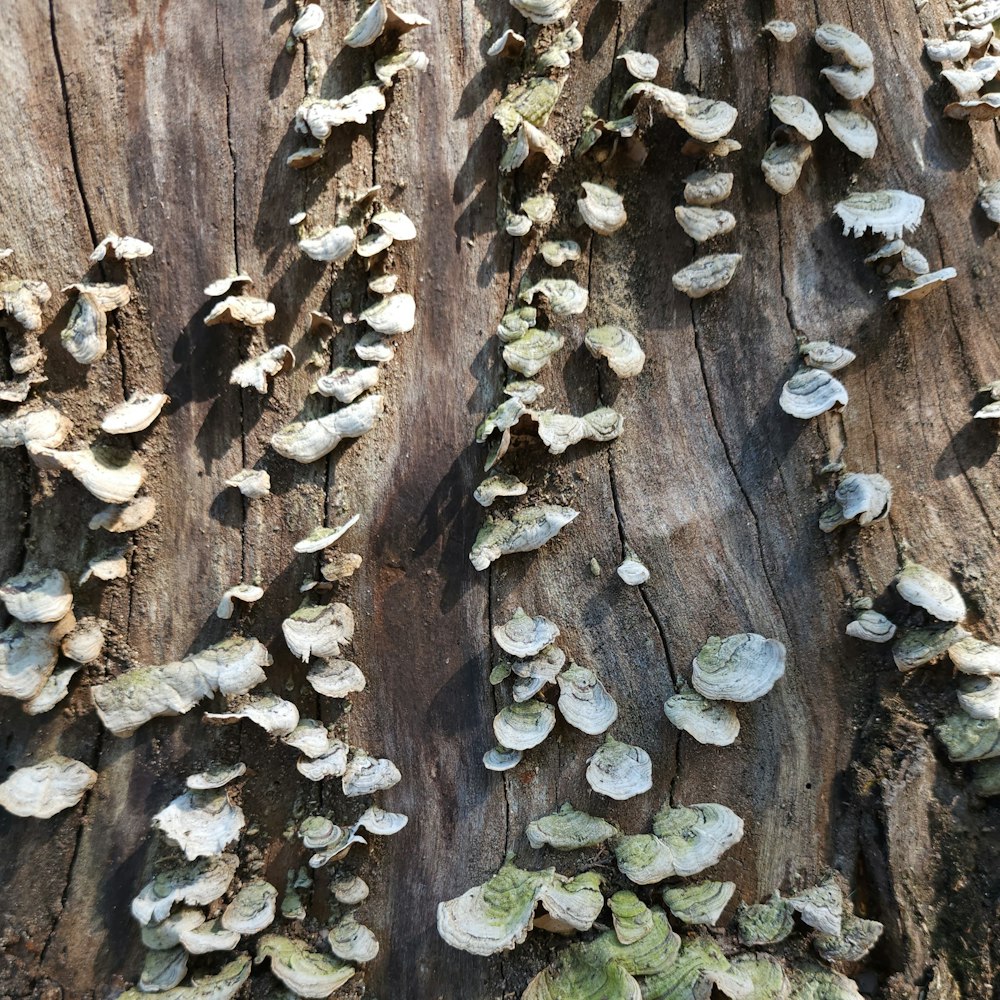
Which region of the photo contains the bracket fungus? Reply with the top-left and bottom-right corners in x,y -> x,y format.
332,875 -> 370,905
32,444 -> 146,503
949,637 -> 1000,676
0,754 -> 97,818
153,790 -> 245,860
298,225 -> 357,264
494,608 -> 560,657
799,340 -> 856,372
736,893 -> 796,946
0,406 -> 72,451
672,254 -> 742,298
763,20 -> 797,42
691,633 -> 786,702
474,474 -> 528,507
132,853 -> 239,926
296,87 -> 387,142
886,267 -> 957,301
327,915 -> 380,964
761,141 -> 813,196
892,625 -> 968,672
662,880 -> 736,926
618,50 -> 659,81
90,232 -> 153,262
770,95 -> 824,141
584,325 -> 645,378
788,878 -> 843,936
494,699 -> 557,750
617,550 -> 650,585
980,179 -> 1000,223
470,505 -> 579,570
779,369 -> 848,418
0,568 -> 73,623
519,278 -> 589,316
343,0 -> 429,46
225,468 -> 270,499
205,693 -> 300,738
586,737 -> 652,800
0,276 -> 50,331
0,622 -> 59,700
503,329 -> 566,377
230,344 -> 294,393
487,27 -> 526,58
525,803 -> 619,850
895,562 -> 966,621
294,514 -> 360,554
815,23 -> 873,67
256,934 -> 355,997
577,182 -> 627,235
674,206 -> 737,244
511,0 -> 576,24
186,762 -> 246,791
271,394 -> 384,463
683,171 -> 734,207
100,392 -> 169,434
937,712 -> 1000,762
556,664 -> 618,734
342,751 -> 402,796
540,240 -> 581,267
814,910 -> 885,963
437,861 -> 603,956
359,293 -> 416,335
825,110 -> 878,159
282,602 -> 354,661
307,658 -> 366,699
483,746 -> 523,771
819,472 -> 892,532
664,681 -> 740,746
315,366 -> 379,404
834,190 -> 925,240
60,282 -> 130,364
216,583 -> 264,619
204,295 -> 275,330
957,675 -> 1000,721
846,610 -> 897,643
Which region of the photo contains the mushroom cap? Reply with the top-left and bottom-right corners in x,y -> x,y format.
825,110 -> 878,158
0,754 -> 96,818
586,737 -> 652,800
152,790 -> 246,860
525,802 -> 619,850
651,801 -> 745,877
895,562 -> 966,621
672,254 -> 741,298
779,368 -> 848,418
493,699 -> 557,750
761,140 -> 812,196
662,880 -> 736,926
770,95 -> 824,140
556,663 -> 619,735
577,182 -> 627,235
584,325 -> 646,378
0,568 -> 73,623
494,607 -> 560,657
691,633 -> 786,702
256,934 -> 355,997
846,610 -> 897,643
664,682 -> 740,746
833,189 -> 925,240
814,22 -> 874,67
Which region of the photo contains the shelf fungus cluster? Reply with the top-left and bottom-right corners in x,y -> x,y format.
0,251 -> 51,401
484,608 -> 627,779
919,13 -> 1000,123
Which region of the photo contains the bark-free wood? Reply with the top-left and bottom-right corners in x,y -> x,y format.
1,1 -> 998,998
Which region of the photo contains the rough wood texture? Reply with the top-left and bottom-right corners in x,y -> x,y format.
1,1 -> 998,998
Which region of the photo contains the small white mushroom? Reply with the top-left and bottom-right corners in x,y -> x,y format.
204,274 -> 252,297
0,622 -> 63,701
470,505 -> 578,570
0,755 -> 97,818
296,87 -> 387,140
282,602 -> 354,661
298,225 -> 357,264
617,50 -> 659,80
664,680 -> 740,746
692,633 -> 786,702
61,617 -> 105,663
230,345 -> 294,394
584,325 -> 645,378
895,562 -> 965,621
487,28 -> 526,58
770,95 -> 823,140
186,762 -> 247,790
493,699 -> 557,750
556,663 -> 618,734
359,293 -> 416,335
257,935 -> 355,996
474,474 -> 528,507
846,610 -> 897,643
672,254 -> 742,298
216,584 -> 264,619
291,3 -> 324,40
293,514 -> 360,554
483,746 -> 522,771
617,550 -> 650,585
925,37 -> 971,62
342,751 -> 402,796
577,182 -> 627,235
825,110 -> 877,159
60,283 -> 130,364
204,295 -> 275,329
225,468 -> 270,499
779,369 -> 848,418
271,394 -> 384,463
819,472 -> 892,531
503,328 -> 565,377
343,0 -> 429,46
586,737 -> 652,800
153,788 -> 246,861
332,875 -> 370,905
800,341 -> 856,372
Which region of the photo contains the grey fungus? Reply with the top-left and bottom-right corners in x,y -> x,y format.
979,180 -> 1000,223
779,368 -> 848,418
298,225 -> 357,263
814,23 -> 874,68
556,663 -> 618,735
186,761 -> 246,791
825,110 -> 878,159
664,680 -> 740,746
483,745 -> 523,771
936,712 -> 1000,762
799,340 -> 857,372
503,328 -> 565,377
510,0 -> 576,26
474,473 -> 528,507
736,893 -> 796,946
586,736 -> 652,800
152,790 -> 246,860
819,472 -> 893,532
205,294 -> 275,330
230,344 -> 294,394
616,550 -> 650,586
535,22 -> 583,71
949,637 -> 1000,676
761,141 -> 812,196
256,934 -> 355,997
886,268 -> 957,301
296,86 -> 387,142
342,751 -> 402,796
692,633 -> 786,703
520,277 -> 589,316
494,698 -> 557,750
577,182 -> 627,235
540,239 -> 581,266
788,877 -> 844,936
584,325 -> 645,378
617,50 -> 659,81
957,675 -> 1000,721
470,504 -> 579,570
814,911 -> 885,963
0,276 -> 51,331
672,254 -> 742,298
925,37 -> 971,62
846,610 -> 897,643
307,658 -> 366,699
332,875 -> 370,905
60,282 -> 130,365
0,754 -> 97,818
525,803 -> 619,850
821,63 -> 875,100
131,853 -> 239,926
205,693 -> 300,738
293,513 -> 360,554
327,915 -> 380,964
683,170 -> 734,206
290,3 -> 324,42
944,93 -> 1000,120
833,190 -> 925,240
770,95 -> 824,141
662,880 -> 736,926
893,625 -> 969,671
494,608 -> 560,657
0,568 -> 73,623
282,601 -> 354,661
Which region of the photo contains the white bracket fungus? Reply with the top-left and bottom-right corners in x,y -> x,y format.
0,276 -> 51,331
343,0 -> 429,47
511,0 -> 576,25
131,853 -> 239,926
825,110 -> 878,159
833,190 -> 925,240
936,712 -> 1000,762
205,295 -> 275,330
683,170 -> 734,206
799,340 -> 856,372
327,916 -> 380,964
230,345 -> 294,393
761,141 -> 813,196
205,693 -> 300,737
0,754 -> 97,818
474,473 -> 528,507
225,468 -> 271,499
100,392 -> 169,434
846,610 -> 897,643
31,443 -> 146,503
886,267 -> 957,301
586,736 -> 652,800
221,881 -> 277,936
271,394 -> 384,463
819,472 -> 892,532
294,514 -> 360,553
0,567 -> 73,623
153,790 -> 246,860
664,680 -> 740,746
470,505 -> 579,570
60,282 -> 131,364
763,20 -> 797,42
662,880 -> 736,926
494,608 -> 560,657
815,23 -> 873,67
487,27 -> 526,58
0,406 -> 72,451
342,751 -> 402,796
617,50 -> 659,80
493,698 -> 557,750
0,621 -> 59,700
295,87 -> 387,141
525,803 -> 619,850
736,892 -> 796,946
556,663 -> 618,734
779,369 -> 848,418
216,583 -> 264,619
306,658 -> 366,699
298,225 -> 357,263
616,550 -> 649,585
770,95 -> 824,140
255,934 -> 355,996
949,637 -> 1000,676
691,632 -> 786,702
672,254 -> 742,298
895,561 -> 966,621
674,206 -> 737,244
204,274 -> 252,298
90,233 -> 154,262
282,601 -> 354,660
315,366 -> 379,404
788,877 -> 843,935
821,63 -> 875,100
186,761 -> 246,790
584,325 -> 645,377
577,182 -> 627,235
519,278 -> 588,316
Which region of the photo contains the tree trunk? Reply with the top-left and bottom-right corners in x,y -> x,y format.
1,1 -> 998,998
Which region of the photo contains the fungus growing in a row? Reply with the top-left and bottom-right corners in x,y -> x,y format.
470,505 -> 579,570
525,803 -> 619,850
662,880 -> 736,926
343,751 -> 402,796
614,801 -> 744,884
664,679 -> 740,746
533,407 -> 624,455
761,141 -> 813,196
779,369 -> 848,418
225,468 -> 270,499
90,232 -> 154,262
825,110 -> 878,158
0,621 -> 60,700
692,633 -> 786,702
359,293 -> 416,335
297,223 -> 357,264
91,636 -> 271,736
519,277 -> 589,315
60,282 -> 131,364
586,736 -> 652,800
332,875 -> 370,905
287,2 -> 323,50
957,675 -> 1000,720
437,861 -> 603,955
31,443 -> 146,504
495,608 -> 560,657
205,692 -> 300,738
672,254 -> 742,298
100,392 -> 169,434
819,472 -> 892,532
271,394 -> 384,463
0,754 -> 97,818
296,86 -> 387,144
153,790 -> 246,860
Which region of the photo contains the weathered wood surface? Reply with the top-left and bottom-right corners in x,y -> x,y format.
1,0 -> 998,997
